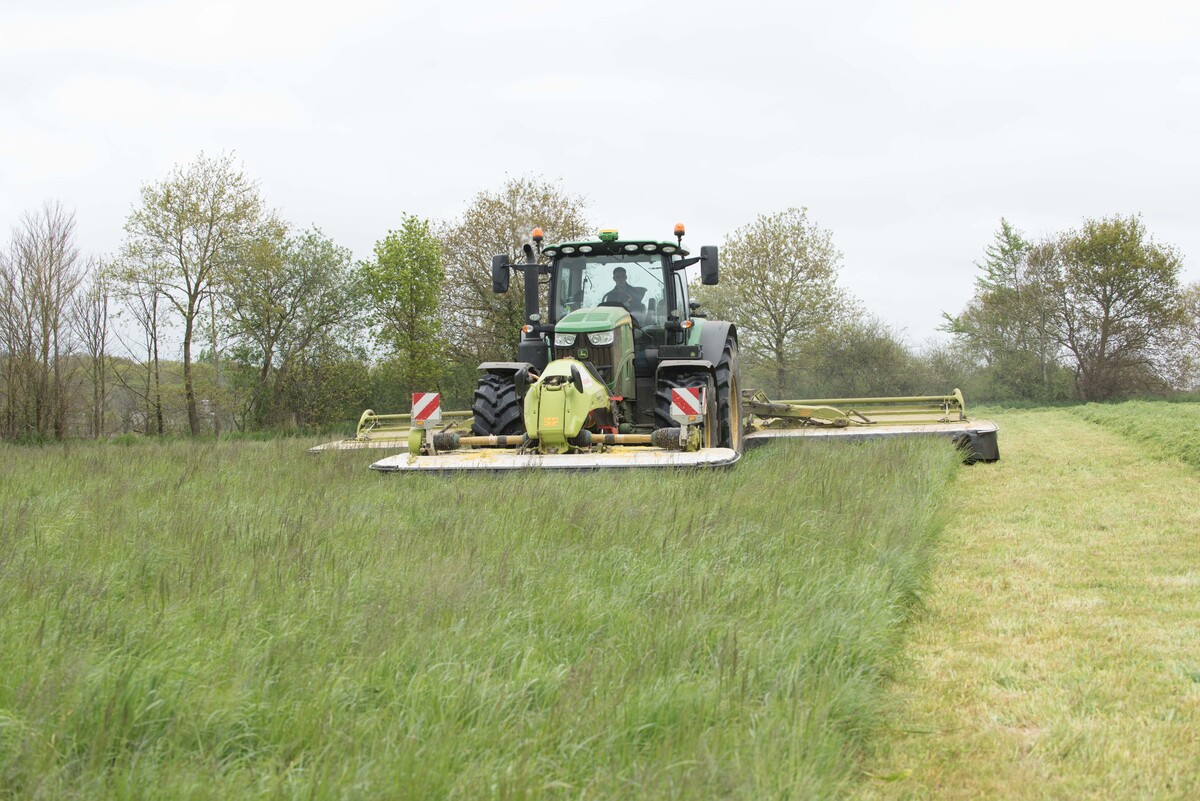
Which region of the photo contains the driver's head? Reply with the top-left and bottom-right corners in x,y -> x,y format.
613,267 -> 627,284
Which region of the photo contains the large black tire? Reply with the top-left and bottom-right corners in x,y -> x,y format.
471,373 -> 524,436
715,336 -> 744,452
653,372 -> 718,449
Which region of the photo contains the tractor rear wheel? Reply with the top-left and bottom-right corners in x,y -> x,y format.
471,373 -> 524,436
653,372 -> 717,449
715,336 -> 744,452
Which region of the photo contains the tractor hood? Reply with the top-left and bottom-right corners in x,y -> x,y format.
555,307 -> 630,333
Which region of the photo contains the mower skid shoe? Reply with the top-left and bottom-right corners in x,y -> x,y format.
369,447 -> 741,472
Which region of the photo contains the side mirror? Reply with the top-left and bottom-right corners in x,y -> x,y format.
700,246 -> 719,286
491,254 -> 510,293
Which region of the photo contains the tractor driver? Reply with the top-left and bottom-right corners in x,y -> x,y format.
602,267 -> 647,313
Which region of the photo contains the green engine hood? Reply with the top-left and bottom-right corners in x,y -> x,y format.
556,307 -> 630,333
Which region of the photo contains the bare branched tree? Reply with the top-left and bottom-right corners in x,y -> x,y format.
110,256 -> 168,435
440,177 -> 591,365
72,260 -> 111,438
693,208 -> 856,395
0,203 -> 83,439
0,238 -> 30,436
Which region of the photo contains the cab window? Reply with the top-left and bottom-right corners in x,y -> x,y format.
553,254 -> 666,323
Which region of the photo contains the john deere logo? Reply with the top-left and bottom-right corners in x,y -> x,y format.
576,348 -> 589,360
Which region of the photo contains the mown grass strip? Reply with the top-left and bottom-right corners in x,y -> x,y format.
855,408 -> 1200,800
0,435 -> 958,800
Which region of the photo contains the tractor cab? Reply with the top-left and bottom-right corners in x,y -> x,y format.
543,234 -> 683,402
493,226 -> 718,390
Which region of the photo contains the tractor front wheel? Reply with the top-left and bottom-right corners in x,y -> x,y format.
715,336 -> 744,452
471,373 -> 524,436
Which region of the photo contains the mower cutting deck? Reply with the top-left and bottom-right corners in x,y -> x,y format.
310,387 -> 998,471
368,446 -> 741,472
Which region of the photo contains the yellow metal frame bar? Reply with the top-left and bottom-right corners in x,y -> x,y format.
355,408 -> 474,441
743,389 -> 967,428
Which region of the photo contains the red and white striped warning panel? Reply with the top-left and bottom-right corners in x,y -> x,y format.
670,387 -> 705,422
411,392 -> 442,427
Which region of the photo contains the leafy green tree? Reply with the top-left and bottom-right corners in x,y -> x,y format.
1176,281 -> 1200,391
943,219 -> 1064,401
122,152 -> 265,436
225,224 -> 363,427
693,208 -> 855,395
1022,239 -> 1069,396
944,219 -> 1030,362
439,177 -> 590,367
794,316 -> 924,398
945,220 -> 1078,401
360,215 -> 445,407
1053,214 -> 1185,400
278,343 -> 371,430
912,337 -> 991,402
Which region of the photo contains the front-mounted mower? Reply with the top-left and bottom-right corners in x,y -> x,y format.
313,224 -> 999,470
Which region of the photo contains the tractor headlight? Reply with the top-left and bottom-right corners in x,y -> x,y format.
554,332 -> 577,347
587,330 -> 615,346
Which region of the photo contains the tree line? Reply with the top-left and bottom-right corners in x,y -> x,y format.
3,153 -> 1197,442
944,215 -> 1197,402
696,211 -> 1200,404
0,155 -> 594,440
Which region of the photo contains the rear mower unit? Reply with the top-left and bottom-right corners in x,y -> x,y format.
312,225 -> 998,471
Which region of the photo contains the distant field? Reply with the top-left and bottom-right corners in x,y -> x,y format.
1070,400 -> 1200,469
0,435 -> 960,800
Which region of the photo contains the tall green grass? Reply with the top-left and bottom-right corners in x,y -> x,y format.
1071,400 -> 1200,469
0,436 -> 959,799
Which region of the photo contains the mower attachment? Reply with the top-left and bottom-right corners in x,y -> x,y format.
369,446 -> 740,472
741,389 -> 999,462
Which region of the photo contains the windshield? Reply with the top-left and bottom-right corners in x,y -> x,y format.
553,254 -> 666,323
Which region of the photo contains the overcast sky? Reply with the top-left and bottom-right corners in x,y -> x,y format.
4,0 -> 1199,343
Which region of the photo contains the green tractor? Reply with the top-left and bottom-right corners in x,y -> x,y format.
472,224 -> 743,457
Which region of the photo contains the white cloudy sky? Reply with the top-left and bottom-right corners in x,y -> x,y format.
3,0 -> 1199,343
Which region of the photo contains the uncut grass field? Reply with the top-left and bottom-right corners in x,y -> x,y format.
1070,399 -> 1200,468
0,435 -> 961,800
